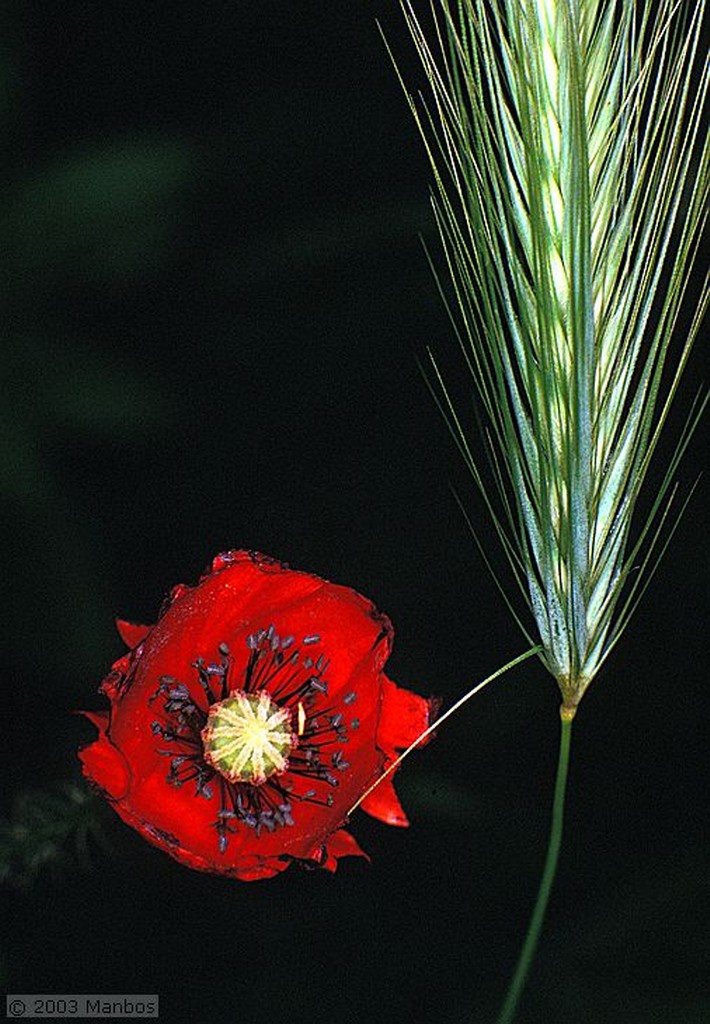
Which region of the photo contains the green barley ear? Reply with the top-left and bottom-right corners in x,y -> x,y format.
398,0 -> 708,714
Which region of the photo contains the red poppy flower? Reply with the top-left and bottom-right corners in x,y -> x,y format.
79,550 -> 435,881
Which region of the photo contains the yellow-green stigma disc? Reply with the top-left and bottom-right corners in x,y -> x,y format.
201,690 -> 296,785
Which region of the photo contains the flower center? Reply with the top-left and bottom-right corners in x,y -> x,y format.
201,690 -> 296,786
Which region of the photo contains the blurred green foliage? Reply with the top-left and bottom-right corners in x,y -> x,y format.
7,139 -> 193,282
0,781 -> 108,888
3,137 -> 187,676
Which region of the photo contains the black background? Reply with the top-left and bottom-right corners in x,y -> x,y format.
2,3 -> 708,1022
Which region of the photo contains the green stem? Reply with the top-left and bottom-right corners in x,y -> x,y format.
496,709 -> 574,1024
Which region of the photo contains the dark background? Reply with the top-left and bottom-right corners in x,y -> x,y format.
2,3 -> 708,1022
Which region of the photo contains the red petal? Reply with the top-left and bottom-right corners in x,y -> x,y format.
317,829 -> 370,872
78,714 -> 131,801
136,828 -> 290,881
377,677 -> 432,760
359,776 -> 410,827
80,550 -> 434,879
220,857 -> 290,882
116,620 -> 151,648
104,792 -> 292,881
208,550 -> 288,577
76,709 -> 109,731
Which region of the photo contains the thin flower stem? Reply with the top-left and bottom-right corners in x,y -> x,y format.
497,710 -> 574,1024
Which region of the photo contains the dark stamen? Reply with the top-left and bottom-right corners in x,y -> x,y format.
151,625 -> 352,855
192,657 -> 217,704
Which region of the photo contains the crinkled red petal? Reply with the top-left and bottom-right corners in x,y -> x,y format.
110,794 -> 291,880
101,552 -> 392,861
376,676 -> 432,761
359,776 -> 410,827
115,619 -> 151,649
77,714 -> 131,801
76,709 -> 108,731
78,550 -> 431,880
91,641 -> 388,865
316,829 -> 370,873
